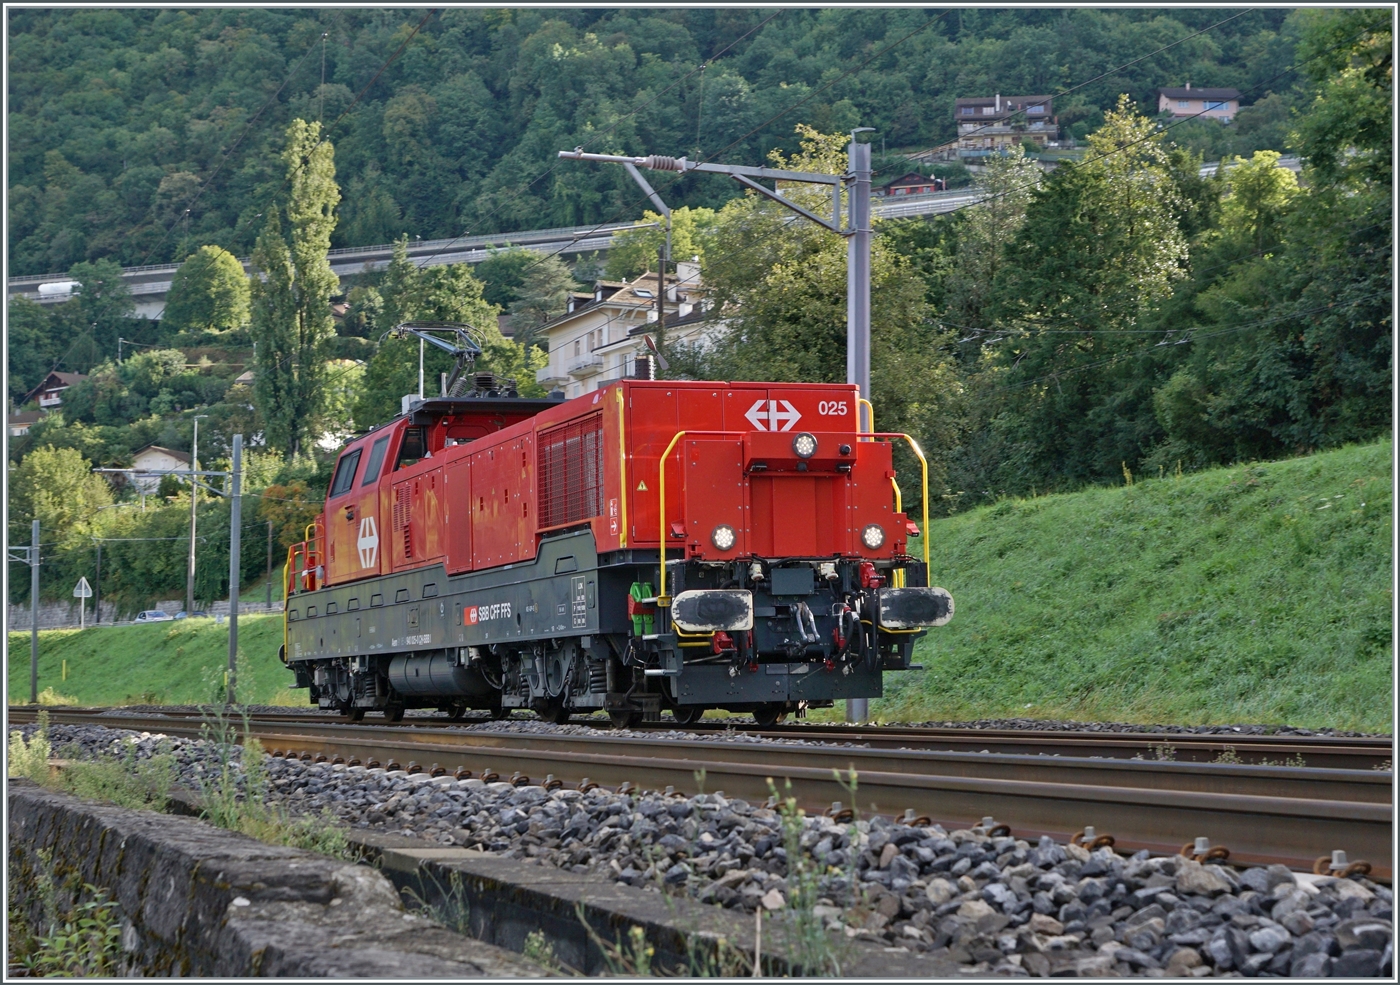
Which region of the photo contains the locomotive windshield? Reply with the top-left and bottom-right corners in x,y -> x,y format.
396,427 -> 426,469
361,435 -> 390,485
328,448 -> 361,497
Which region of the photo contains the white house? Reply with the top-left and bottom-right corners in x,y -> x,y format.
130,444 -> 192,494
534,261 -> 724,398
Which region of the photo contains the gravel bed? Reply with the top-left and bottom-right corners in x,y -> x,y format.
19,722 -> 1394,977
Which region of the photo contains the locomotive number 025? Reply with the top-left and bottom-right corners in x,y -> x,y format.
818,400 -> 849,416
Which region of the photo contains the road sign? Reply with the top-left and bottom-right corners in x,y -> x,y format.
73,577 -> 92,598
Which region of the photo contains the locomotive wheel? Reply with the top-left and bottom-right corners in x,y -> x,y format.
447,703 -> 468,721
752,704 -> 787,728
608,710 -> 642,729
488,703 -> 511,721
672,706 -> 706,726
540,702 -> 572,725
383,705 -> 405,723
344,707 -> 365,723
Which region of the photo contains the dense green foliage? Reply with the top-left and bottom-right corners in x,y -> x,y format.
161,245 -> 250,338
6,8 -> 1389,624
8,8 -> 1304,275
878,438 -> 1392,731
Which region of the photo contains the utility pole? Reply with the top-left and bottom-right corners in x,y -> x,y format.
656,246 -> 667,357
227,434 -> 243,705
187,415 -> 207,614
30,519 -> 39,704
94,541 -> 101,624
265,520 -> 274,609
561,130 -> 879,723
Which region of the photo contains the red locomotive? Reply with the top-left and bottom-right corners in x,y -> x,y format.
283,337 -> 952,726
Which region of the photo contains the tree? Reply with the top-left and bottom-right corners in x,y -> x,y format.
604,206 -> 717,280
8,446 -> 112,549
507,253 -> 578,351
1217,150 -> 1299,253
162,245 -> 251,336
7,296 -> 61,402
475,247 -> 536,308
977,97 -> 1192,492
250,120 -> 341,456
351,261 -> 540,429
940,147 -> 1041,351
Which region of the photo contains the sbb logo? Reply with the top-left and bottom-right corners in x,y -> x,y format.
467,602 -> 512,625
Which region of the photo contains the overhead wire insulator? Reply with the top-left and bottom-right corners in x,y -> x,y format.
641,155 -> 686,172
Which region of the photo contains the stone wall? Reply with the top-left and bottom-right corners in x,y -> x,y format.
7,598 -> 284,630
7,780 -> 544,977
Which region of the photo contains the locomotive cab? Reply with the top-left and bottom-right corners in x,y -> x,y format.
283,379 -> 953,727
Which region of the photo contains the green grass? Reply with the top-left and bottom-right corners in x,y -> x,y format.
7,615 -> 307,708
874,438 -> 1393,732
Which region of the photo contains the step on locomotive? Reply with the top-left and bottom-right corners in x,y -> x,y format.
281,369 -> 952,727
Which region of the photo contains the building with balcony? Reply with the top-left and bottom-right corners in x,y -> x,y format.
1157,85 -> 1240,123
534,261 -> 723,398
953,94 -> 1057,157
20,370 -> 85,409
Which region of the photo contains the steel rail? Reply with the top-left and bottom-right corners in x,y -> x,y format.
14,706 -> 1390,771
12,709 -> 1390,879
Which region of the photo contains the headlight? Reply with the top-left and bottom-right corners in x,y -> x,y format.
791,432 -> 817,459
861,523 -> 886,549
711,524 -> 737,551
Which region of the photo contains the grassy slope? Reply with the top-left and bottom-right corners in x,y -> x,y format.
878,439 -> 1393,731
10,441 -> 1392,730
7,615 -> 304,707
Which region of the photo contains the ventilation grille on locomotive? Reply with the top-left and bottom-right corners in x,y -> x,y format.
537,413 -> 604,528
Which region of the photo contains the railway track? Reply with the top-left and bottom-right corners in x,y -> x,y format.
15,705 -> 1391,770
12,706 -> 1392,879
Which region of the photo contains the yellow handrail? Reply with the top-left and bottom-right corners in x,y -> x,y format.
615,388 -> 628,548
861,432 -> 930,572
656,429 -> 745,604
281,544 -> 301,663
888,475 -> 907,588
857,397 -> 875,439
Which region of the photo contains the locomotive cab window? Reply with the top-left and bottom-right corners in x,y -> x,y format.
361,435 -> 390,485
328,448 -> 362,498
396,428 -> 427,470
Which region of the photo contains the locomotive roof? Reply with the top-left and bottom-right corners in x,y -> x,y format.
405,393 -> 567,425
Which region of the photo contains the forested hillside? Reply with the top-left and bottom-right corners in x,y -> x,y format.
5,8 -> 1389,616
9,7 -> 1302,274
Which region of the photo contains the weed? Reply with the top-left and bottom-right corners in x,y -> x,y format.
766,777 -> 842,975
8,849 -> 125,977
523,929 -> 572,974
576,903 -> 657,976
1148,742 -> 1178,762
1212,745 -> 1242,765
57,738 -> 176,811
194,704 -> 357,860
37,686 -> 78,706
8,710 -> 52,782
399,866 -> 476,937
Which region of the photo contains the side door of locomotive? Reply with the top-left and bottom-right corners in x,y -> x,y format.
324,443 -> 364,584
351,433 -> 391,577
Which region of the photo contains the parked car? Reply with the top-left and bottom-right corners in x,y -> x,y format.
174,611 -> 209,620
133,610 -> 173,623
